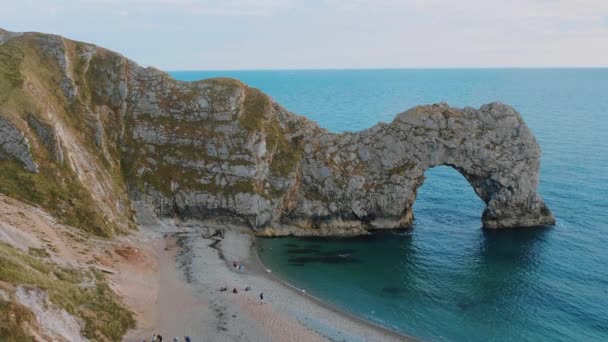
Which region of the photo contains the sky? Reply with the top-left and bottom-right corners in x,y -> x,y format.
1,0 -> 608,70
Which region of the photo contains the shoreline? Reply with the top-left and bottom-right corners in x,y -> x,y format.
250,237 -> 417,341
0,194 -> 416,342
122,203 -> 414,341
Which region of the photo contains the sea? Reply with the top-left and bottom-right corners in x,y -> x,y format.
170,69 -> 608,341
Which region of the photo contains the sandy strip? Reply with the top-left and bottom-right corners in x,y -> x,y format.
220,229 -> 414,342
123,203 -> 413,342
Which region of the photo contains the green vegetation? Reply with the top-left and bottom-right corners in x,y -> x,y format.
0,243 -> 135,341
0,160 -> 114,237
81,52 -> 107,104
0,39 -> 25,103
267,129 -> 302,177
203,77 -> 243,88
0,298 -> 36,342
139,164 -> 257,197
240,87 -> 270,131
239,87 -> 304,177
203,77 -> 244,107
27,247 -> 50,259
389,161 -> 416,175
135,113 -> 225,140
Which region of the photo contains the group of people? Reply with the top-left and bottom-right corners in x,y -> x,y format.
233,261 -> 245,272
142,260 -> 267,342
147,335 -> 191,342
231,260 -> 265,304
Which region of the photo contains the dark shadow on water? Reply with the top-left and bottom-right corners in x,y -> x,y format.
456,293 -> 496,312
286,248 -> 321,254
287,255 -> 362,264
317,249 -> 357,256
381,286 -> 409,297
477,227 -> 551,263
368,231 -> 419,298
285,248 -> 358,257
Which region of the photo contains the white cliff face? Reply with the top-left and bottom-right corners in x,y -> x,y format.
0,29 -> 555,236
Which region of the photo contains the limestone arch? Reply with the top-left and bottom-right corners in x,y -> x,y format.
389,103 -> 555,229
294,102 -> 555,231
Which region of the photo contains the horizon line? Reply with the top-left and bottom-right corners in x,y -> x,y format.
165,66 -> 608,72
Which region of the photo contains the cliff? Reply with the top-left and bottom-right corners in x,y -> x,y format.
0,29 -> 555,237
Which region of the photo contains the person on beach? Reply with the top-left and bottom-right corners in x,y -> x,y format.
239,264 -> 244,272
233,261 -> 237,268
260,292 -> 264,304
152,334 -> 157,342
185,336 -> 191,342
233,287 -> 238,294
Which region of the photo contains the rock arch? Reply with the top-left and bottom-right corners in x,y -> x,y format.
292,102 -> 555,230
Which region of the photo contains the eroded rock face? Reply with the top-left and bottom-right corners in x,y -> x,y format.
293,102 -> 554,230
0,116 -> 38,173
26,113 -> 64,164
118,63 -> 554,231
0,29 -> 555,234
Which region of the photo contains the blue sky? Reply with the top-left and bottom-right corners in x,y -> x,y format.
2,0 -> 607,70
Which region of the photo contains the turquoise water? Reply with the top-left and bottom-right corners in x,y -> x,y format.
171,69 -> 608,341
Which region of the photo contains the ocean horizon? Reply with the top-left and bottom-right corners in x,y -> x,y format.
169,67 -> 608,72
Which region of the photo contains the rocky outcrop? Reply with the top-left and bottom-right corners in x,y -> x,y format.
37,34 -> 79,101
26,113 -> 64,163
0,116 -> 38,172
294,102 -> 553,230
0,29 -> 555,235
0,29 -> 22,45
119,67 -> 554,232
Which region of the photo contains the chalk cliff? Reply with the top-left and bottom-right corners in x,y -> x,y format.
0,29 -> 555,236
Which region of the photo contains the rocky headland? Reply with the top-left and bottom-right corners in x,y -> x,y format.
0,29 -> 554,237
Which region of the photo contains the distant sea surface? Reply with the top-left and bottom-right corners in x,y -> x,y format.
170,69 -> 608,341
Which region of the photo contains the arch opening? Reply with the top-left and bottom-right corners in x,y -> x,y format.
411,165 -> 485,227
